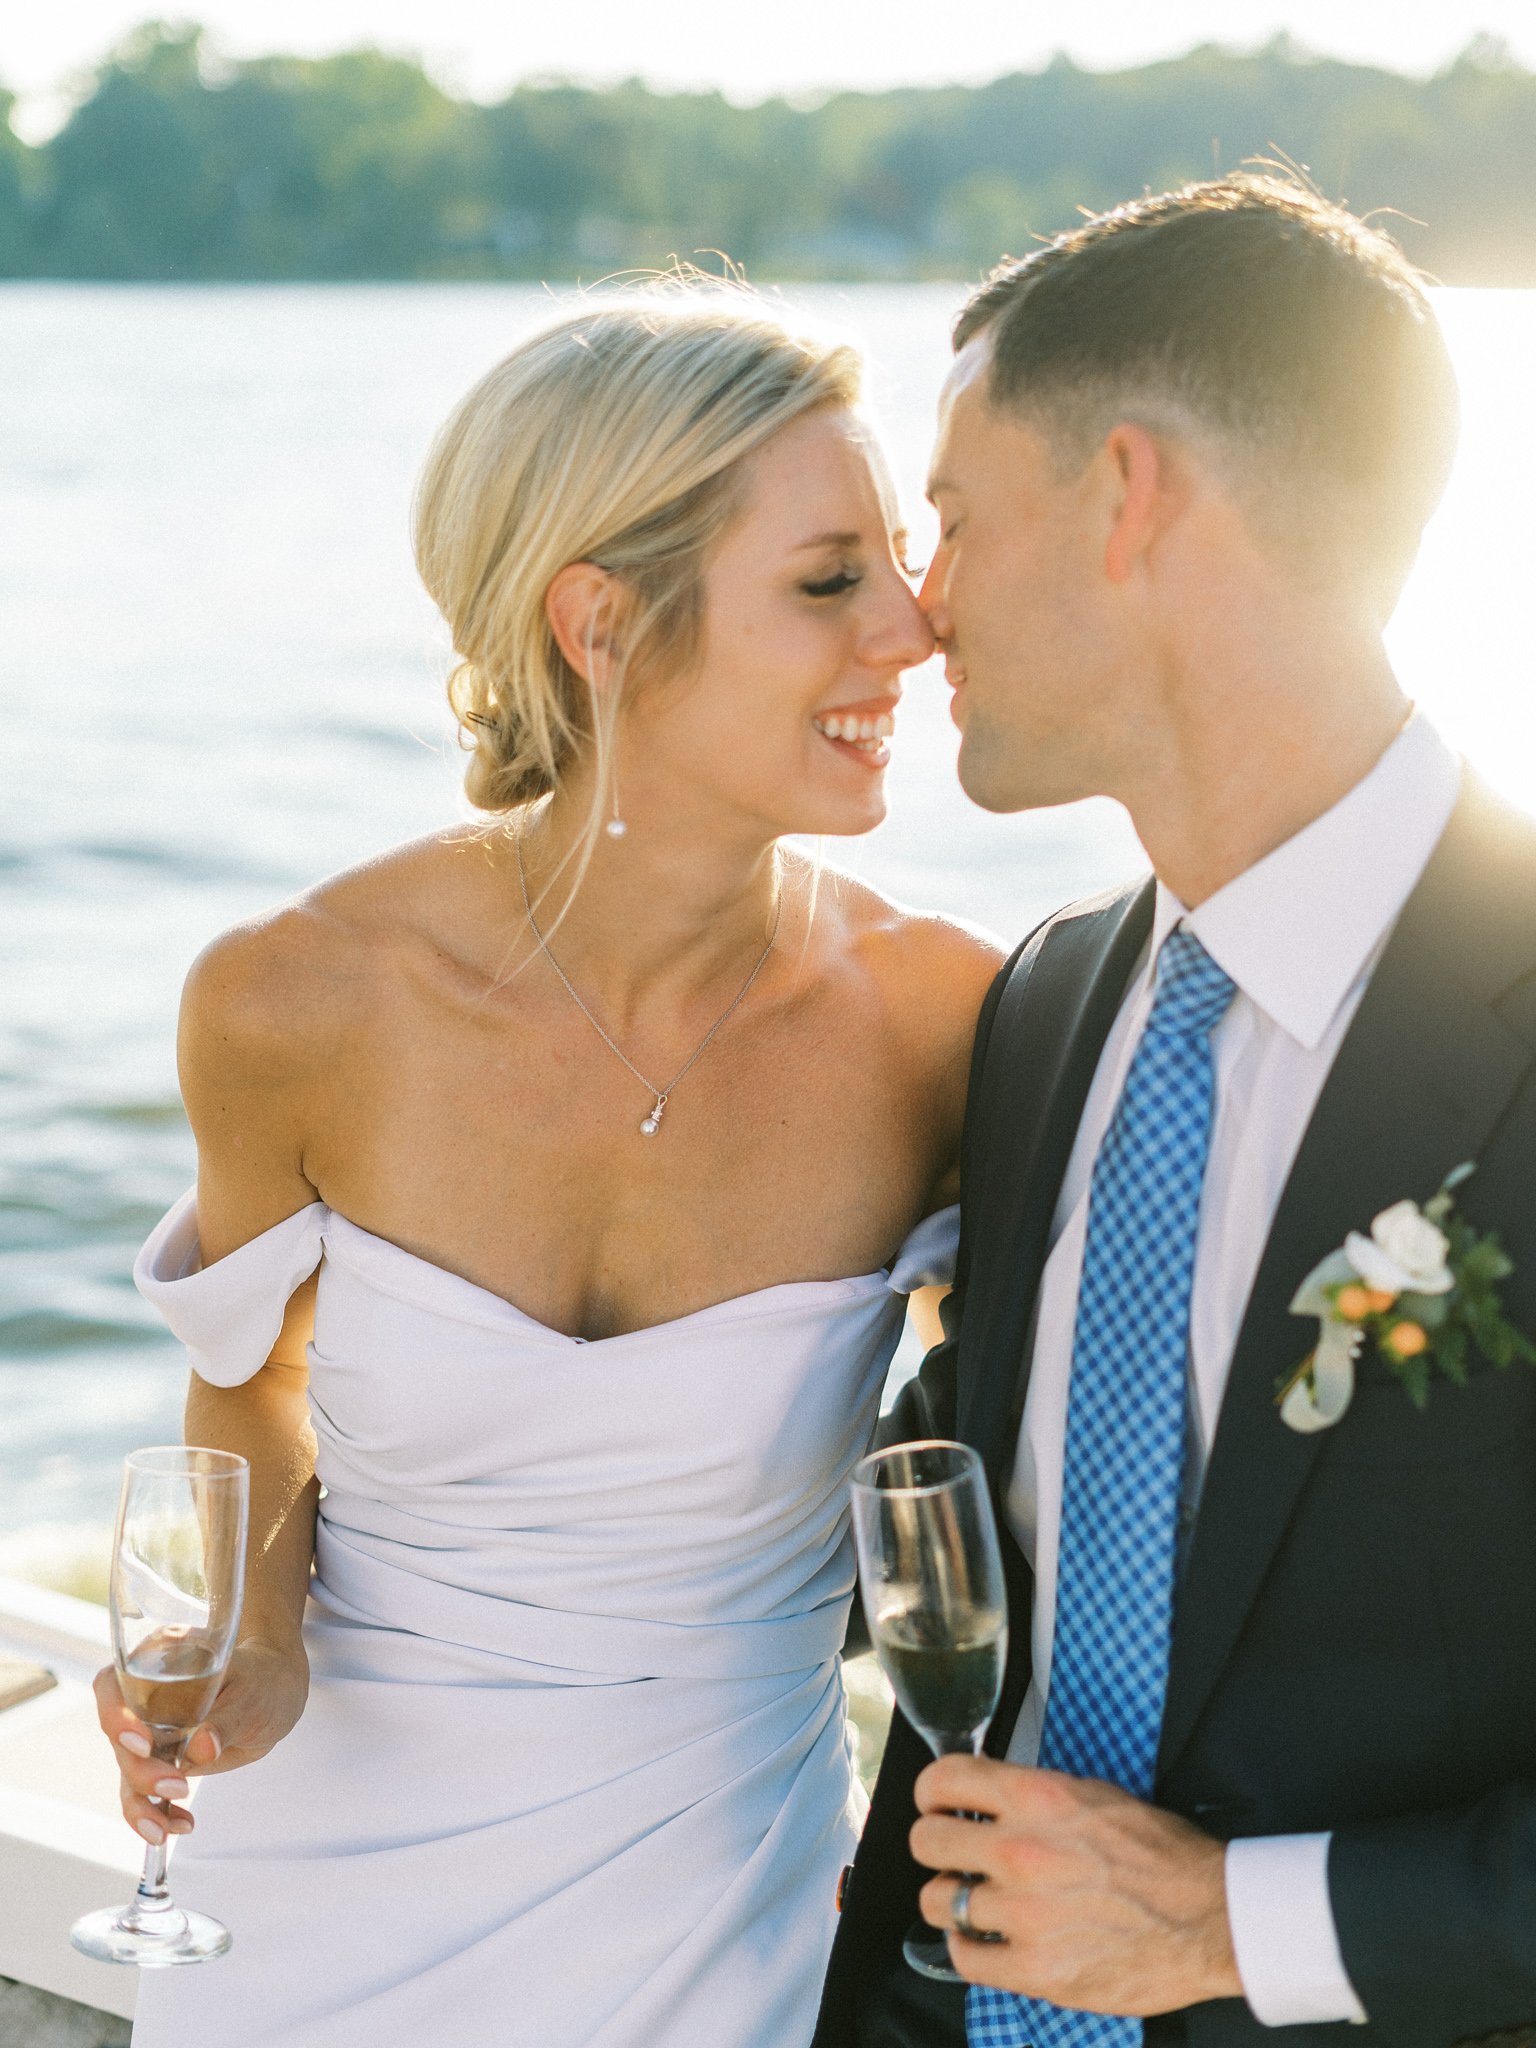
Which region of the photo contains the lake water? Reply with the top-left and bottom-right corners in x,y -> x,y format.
3,282 -> 1534,1563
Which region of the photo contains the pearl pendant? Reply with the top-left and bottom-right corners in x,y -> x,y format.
639,1116 -> 658,1136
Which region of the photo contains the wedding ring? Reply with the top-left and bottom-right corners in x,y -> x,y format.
950,1877 -> 983,1942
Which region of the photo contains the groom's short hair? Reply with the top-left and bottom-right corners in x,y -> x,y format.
955,174 -> 1459,608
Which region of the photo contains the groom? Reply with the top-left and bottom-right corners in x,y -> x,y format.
816,176 -> 1536,2045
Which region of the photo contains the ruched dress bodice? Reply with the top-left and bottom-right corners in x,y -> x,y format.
127,1191 -> 958,2048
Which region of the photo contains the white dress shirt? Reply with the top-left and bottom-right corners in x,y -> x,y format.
1002,711 -> 1462,2027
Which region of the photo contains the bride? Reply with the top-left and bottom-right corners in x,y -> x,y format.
95,279 -> 1001,2046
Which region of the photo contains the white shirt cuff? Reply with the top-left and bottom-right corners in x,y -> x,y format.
1224,1833 -> 1368,2026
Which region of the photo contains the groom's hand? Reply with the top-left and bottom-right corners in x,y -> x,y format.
911,1756 -> 1243,2012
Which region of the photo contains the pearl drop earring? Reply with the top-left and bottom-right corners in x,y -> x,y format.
605,760 -> 626,839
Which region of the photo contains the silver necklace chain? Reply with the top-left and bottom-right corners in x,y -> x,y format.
515,826 -> 782,1137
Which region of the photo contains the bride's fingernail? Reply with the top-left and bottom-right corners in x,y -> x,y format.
153,1778 -> 189,1800
136,1817 -> 165,1845
118,1730 -> 152,1758
192,1725 -> 222,1761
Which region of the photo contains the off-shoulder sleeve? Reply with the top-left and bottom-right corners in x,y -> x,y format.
886,1204 -> 961,1295
133,1186 -> 327,1386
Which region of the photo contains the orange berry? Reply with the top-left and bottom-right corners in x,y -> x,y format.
1335,1286 -> 1373,1322
1363,1288 -> 1398,1314
1386,1321 -> 1428,1359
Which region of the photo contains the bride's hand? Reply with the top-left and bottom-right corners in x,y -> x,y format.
94,1635 -> 310,1847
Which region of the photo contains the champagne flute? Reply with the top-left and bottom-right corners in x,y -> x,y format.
72,1446 -> 249,1967
851,1438 -> 1007,1982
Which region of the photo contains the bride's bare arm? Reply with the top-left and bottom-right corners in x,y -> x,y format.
94,915 -> 336,1846
185,1286 -> 320,1664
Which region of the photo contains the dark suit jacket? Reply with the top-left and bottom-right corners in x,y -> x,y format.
815,775 -> 1536,2048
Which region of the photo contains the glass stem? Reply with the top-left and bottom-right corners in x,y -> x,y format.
931,1729 -> 988,1762
135,1832 -> 172,1908
122,1728 -> 185,1933
119,1826 -> 176,1934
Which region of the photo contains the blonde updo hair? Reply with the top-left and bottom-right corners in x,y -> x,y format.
414,277 -> 864,832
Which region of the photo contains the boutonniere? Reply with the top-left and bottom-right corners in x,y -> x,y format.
1277,1163 -> 1536,1433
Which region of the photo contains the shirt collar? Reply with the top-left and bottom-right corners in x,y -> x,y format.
1151,711 -> 1463,1052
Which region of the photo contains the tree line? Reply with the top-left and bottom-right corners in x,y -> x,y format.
2,22 -> 1534,284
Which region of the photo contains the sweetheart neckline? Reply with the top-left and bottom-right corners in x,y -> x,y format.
232,1198 -> 909,1348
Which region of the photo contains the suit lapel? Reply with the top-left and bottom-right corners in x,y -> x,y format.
1159,777 -> 1536,1776
957,878 -> 1155,1480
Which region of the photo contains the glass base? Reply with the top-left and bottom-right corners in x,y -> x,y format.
903,1925 -> 966,1982
71,1903 -> 232,1968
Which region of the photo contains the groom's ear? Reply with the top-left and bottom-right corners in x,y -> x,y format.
1101,423 -> 1171,585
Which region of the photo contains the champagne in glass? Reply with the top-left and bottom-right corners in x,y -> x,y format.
851,1439 -> 1007,1981
119,1628 -> 226,1733
72,1446 -> 249,1968
875,1607 -> 1007,1756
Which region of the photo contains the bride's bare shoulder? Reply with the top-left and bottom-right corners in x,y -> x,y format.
179,825 -> 497,1087
791,850 -> 1006,1038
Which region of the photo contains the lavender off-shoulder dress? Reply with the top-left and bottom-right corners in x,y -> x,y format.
126,1191 -> 958,2048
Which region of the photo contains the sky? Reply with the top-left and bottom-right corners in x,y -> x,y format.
6,0 -> 1533,139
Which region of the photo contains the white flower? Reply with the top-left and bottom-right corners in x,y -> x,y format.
1344,1199 -> 1454,1298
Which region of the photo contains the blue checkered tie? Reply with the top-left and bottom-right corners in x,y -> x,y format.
968,928 -> 1235,2048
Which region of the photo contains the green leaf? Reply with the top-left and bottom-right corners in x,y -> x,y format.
1460,1236 -> 1514,1287
1395,1352 -> 1432,1410
1400,1291 -> 1450,1330
1465,1297 -> 1512,1364
1436,1322 -> 1469,1385
1448,1228 -> 1477,1269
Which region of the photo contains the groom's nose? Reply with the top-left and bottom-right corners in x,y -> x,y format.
916,557 -> 951,644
